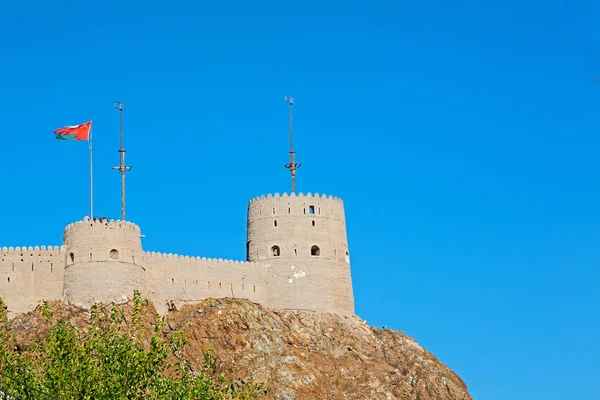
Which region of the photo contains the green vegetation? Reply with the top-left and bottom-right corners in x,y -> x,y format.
0,292 -> 268,399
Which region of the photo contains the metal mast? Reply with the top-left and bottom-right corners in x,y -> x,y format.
112,101 -> 132,220
284,95 -> 301,193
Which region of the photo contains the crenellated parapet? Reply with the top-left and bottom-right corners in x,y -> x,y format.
247,192 -> 345,224
64,218 -> 139,230
64,219 -> 141,248
144,251 -> 256,267
248,192 -> 344,203
143,251 -> 266,315
0,245 -> 64,276
1,245 -> 63,253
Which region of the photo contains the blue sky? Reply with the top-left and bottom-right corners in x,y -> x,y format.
1,1 -> 599,398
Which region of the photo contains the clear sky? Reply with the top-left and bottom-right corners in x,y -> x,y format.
1,1 -> 598,398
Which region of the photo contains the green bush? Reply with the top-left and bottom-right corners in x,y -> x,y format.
0,292 -> 268,399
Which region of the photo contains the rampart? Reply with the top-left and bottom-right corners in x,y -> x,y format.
144,253 -> 267,314
0,246 -> 64,315
0,192 -> 355,317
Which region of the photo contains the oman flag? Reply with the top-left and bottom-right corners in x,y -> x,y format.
54,121 -> 91,140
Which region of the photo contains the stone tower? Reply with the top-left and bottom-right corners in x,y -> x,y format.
246,192 -> 354,315
63,219 -> 145,308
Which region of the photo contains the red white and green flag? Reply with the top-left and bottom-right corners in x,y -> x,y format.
54,120 -> 94,218
54,121 -> 92,140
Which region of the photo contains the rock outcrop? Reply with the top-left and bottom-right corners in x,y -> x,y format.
10,298 -> 472,400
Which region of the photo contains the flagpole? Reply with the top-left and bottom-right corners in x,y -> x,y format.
89,121 -> 93,219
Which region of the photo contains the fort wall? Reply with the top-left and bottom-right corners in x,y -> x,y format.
0,192 -> 355,317
144,252 -> 267,314
0,246 -> 64,315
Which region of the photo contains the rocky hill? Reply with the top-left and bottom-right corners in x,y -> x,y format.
10,298 -> 472,400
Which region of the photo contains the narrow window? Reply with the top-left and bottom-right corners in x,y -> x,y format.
288,207 -> 290,214
271,245 -> 281,257
69,253 -> 74,263
274,220 -> 278,227
242,284 -> 245,290
110,249 -> 119,260
312,220 -> 315,226
273,207 -> 275,214
334,249 -> 337,259
219,282 -> 222,289
89,253 -> 92,261
172,278 -> 174,285
318,207 -> 321,215
311,245 -> 320,257
345,251 -> 350,263
7,277 -> 10,283
309,205 -> 315,214
303,208 -> 306,214
50,263 -> 53,273
185,279 -> 187,285
294,248 -> 297,256
31,263 -> 34,271
246,241 -> 251,261
253,285 -> 256,292
208,281 -> 211,289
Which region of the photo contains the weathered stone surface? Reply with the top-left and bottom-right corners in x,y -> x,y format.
1,193 -> 354,317
10,298 -> 472,400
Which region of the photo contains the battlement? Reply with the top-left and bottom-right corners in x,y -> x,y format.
248,192 -> 346,222
1,246 -> 63,253
64,219 -> 140,236
144,251 -> 256,267
249,192 -> 343,204
63,219 -> 142,253
0,244 -> 65,316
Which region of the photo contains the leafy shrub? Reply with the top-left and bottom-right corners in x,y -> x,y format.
0,292 -> 268,399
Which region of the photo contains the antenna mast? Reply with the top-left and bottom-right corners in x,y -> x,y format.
284,95 -> 301,192
112,101 -> 132,220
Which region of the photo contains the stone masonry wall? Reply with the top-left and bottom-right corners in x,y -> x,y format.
247,192 -> 348,262
144,252 -> 267,315
247,193 -> 354,315
0,246 -> 64,316
63,220 -> 145,309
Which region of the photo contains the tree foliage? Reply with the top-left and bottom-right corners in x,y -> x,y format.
0,292 -> 268,399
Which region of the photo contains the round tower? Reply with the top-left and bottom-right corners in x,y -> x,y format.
247,192 -> 354,315
63,219 -> 145,308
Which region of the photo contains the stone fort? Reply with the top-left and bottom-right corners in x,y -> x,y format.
0,192 -> 354,317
